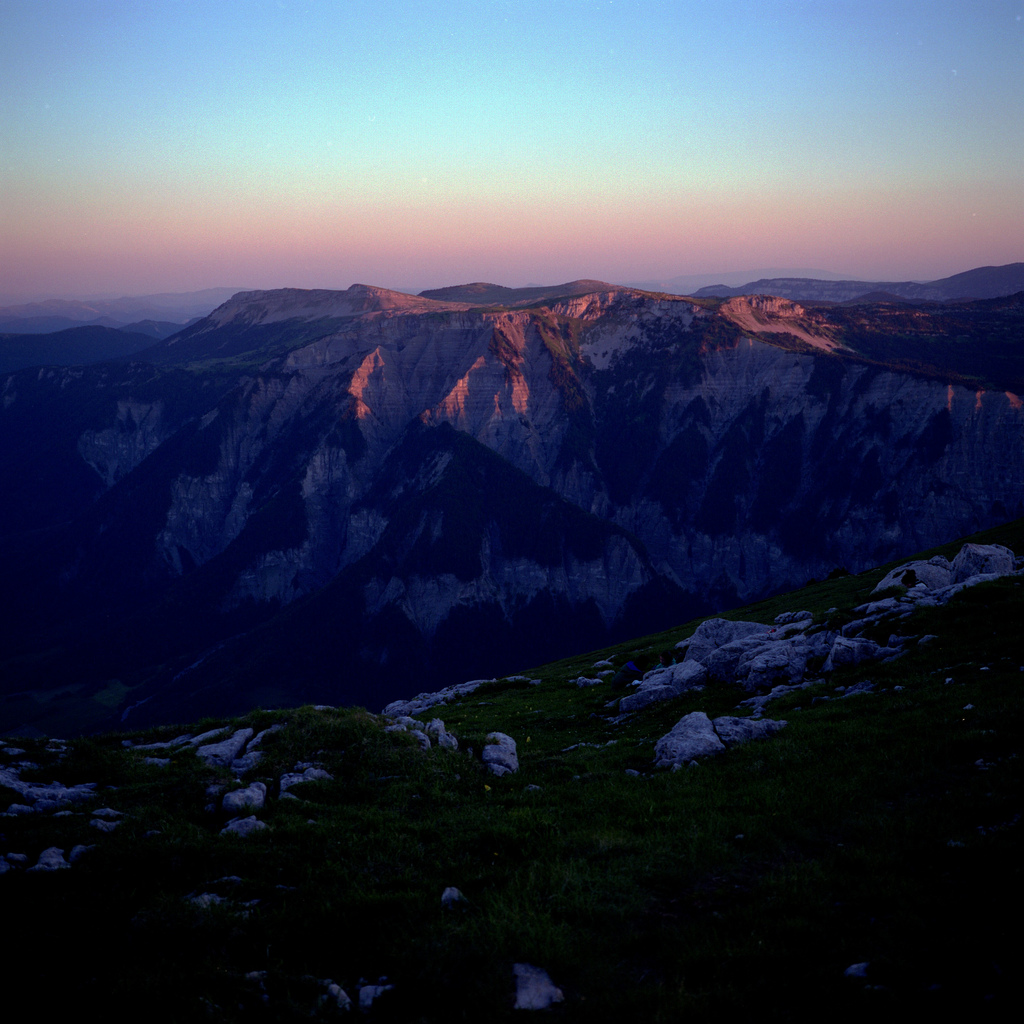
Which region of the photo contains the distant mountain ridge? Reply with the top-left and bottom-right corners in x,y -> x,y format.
419,280 -> 616,305
0,287 -> 246,335
692,262 -> 1024,302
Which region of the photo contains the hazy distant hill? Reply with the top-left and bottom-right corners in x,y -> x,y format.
0,325 -> 160,373
693,262 -> 1024,302
419,279 -> 615,305
0,287 -> 245,334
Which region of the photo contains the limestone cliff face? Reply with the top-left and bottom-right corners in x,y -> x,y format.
2,284 -> 1022,715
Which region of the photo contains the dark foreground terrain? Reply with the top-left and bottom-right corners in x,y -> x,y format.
1,520 -> 1021,1021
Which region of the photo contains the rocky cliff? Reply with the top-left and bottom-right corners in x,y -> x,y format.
1,283 -> 1022,730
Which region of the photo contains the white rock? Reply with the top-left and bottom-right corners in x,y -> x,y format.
196,728 -> 254,768
358,983 -> 394,1010
279,766 -> 334,792
441,886 -> 466,907
512,963 -> 564,1010
951,543 -> 1015,583
222,782 -> 267,814
28,847 -> 69,872
325,983 -> 352,1010
482,733 -> 518,775
425,718 -> 458,750
653,712 -> 726,768
220,815 -> 267,837
681,618 -> 768,664
711,716 -> 787,746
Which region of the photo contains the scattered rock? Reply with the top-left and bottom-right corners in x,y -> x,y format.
653,712 -> 725,768
383,679 -> 492,717
441,886 -> 467,908
951,543 -> 1015,583
425,718 -> 459,750
279,766 -> 334,793
324,982 -> 352,1011
482,733 -> 519,776
220,815 -> 267,837
358,982 -> 394,1010
28,846 -> 70,872
513,963 -> 564,1010
710,716 -> 788,746
654,712 -> 788,768
196,728 -> 254,768
222,782 -> 267,815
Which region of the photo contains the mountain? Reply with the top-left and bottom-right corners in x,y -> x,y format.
693,262 -> 1024,302
0,325 -> 162,373
0,287 -> 245,334
419,279 -> 616,305
628,268 -> 852,295
1,282 -> 1023,734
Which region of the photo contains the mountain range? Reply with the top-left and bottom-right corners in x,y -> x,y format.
1,275 -> 1022,736
690,262 -> 1024,303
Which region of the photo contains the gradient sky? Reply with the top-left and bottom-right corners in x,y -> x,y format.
2,0 -> 1022,300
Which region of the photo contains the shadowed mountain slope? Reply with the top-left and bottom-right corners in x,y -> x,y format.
1,282 -> 1022,733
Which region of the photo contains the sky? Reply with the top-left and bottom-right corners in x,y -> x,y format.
1,0 -> 1022,301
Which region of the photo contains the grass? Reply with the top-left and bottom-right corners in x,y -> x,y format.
1,524 -> 1022,1020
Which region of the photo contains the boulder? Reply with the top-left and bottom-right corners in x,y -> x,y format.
951,543 -> 1015,583
513,963 -> 564,1010
482,733 -> 518,776
220,815 -> 267,837
619,661 -> 706,713
279,766 -> 334,793
425,718 -> 458,750
774,610 -> 813,626
711,716 -> 787,746
28,847 -> 69,872
823,636 -> 900,672
222,782 -> 267,815
681,618 -> 769,665
196,728 -> 254,768
653,712 -> 725,768
735,640 -> 812,692
441,886 -> 467,908
872,556 -> 953,594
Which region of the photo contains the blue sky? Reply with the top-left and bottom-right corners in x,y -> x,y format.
2,0 -> 1022,299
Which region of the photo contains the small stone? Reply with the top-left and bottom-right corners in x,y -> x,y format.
513,963 -> 564,1010
326,983 -> 351,1010
358,983 -> 394,1010
222,782 -> 267,815
90,818 -> 119,832
441,886 -> 467,908
482,733 -> 519,775
91,807 -> 122,820
844,962 -> 869,979
28,847 -> 69,872
220,815 -> 267,837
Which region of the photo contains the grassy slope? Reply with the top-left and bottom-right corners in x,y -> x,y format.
1,521 -> 1022,1021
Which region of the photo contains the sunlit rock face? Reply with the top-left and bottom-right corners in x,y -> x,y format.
2,284 -> 1022,717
